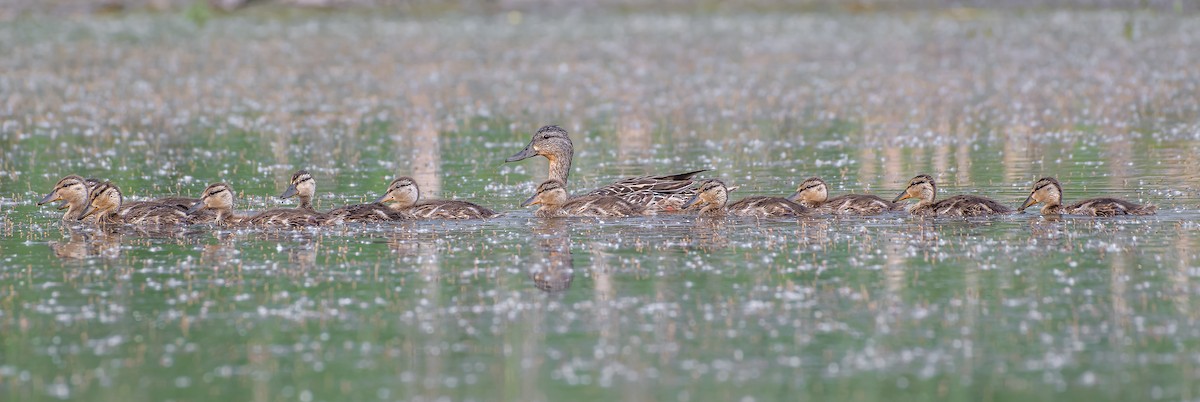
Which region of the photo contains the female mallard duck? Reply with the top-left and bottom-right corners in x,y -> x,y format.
279,169 -> 405,223
187,182 -> 320,227
682,179 -> 809,217
505,125 -> 705,211
521,180 -> 647,218
788,177 -> 902,215
1019,177 -> 1156,216
78,181 -> 187,225
892,174 -> 1012,216
374,177 -> 499,219
38,175 -> 96,221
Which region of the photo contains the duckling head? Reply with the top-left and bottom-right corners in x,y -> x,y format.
788,177 -> 828,207
189,183 -> 235,215
279,170 -> 316,208
681,179 -> 729,212
39,175 -> 90,208
1019,177 -> 1063,212
374,177 -> 421,208
79,181 -> 122,221
893,174 -> 936,204
521,180 -> 569,208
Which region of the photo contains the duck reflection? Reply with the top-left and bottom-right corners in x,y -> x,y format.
529,219 -> 574,292
50,227 -> 121,260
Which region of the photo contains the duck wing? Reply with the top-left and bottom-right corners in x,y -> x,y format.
820,194 -> 903,215
405,200 -> 499,220
583,169 -> 707,211
727,196 -> 809,217
1066,197 -> 1156,216
931,195 -> 1013,217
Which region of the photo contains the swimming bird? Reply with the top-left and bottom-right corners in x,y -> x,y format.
78,181 -> 187,225
682,179 -> 809,217
279,170 -> 407,223
1019,177 -> 1156,216
374,176 -> 498,219
788,177 -> 902,215
505,125 -> 705,211
892,174 -> 1012,217
521,179 -> 647,218
187,182 -> 320,227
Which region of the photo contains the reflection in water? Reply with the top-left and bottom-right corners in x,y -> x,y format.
529,219 -> 574,293
50,227 -> 121,260
689,216 -> 730,251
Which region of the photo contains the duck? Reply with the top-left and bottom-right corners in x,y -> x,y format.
504,125 -> 706,211
521,179 -> 648,218
892,174 -> 1012,217
38,175 -> 95,222
187,182 -> 320,227
279,169 -> 406,223
788,177 -> 902,215
682,179 -> 809,217
78,181 -> 187,225
1019,177 -> 1156,216
374,177 -> 499,219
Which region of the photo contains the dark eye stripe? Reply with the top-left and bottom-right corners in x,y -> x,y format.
800,183 -> 822,192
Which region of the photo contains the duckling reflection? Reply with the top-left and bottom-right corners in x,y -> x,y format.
49,227 -> 121,260
528,219 -> 574,293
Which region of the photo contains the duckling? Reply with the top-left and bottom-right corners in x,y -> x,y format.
187,183 -> 320,227
788,177 -> 902,215
78,181 -> 187,225
682,179 -> 809,217
505,125 -> 705,211
375,177 -> 498,219
521,179 -> 647,218
280,169 -> 405,223
38,175 -> 95,221
892,174 -> 1012,217
1019,177 -> 1156,216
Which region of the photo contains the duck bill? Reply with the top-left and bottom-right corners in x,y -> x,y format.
520,194 -> 540,207
186,201 -> 205,215
892,191 -> 911,203
681,194 -> 701,209
77,204 -> 95,221
1018,194 -> 1036,212
37,191 -> 60,206
785,190 -> 801,202
56,201 -> 70,210
373,193 -> 393,204
279,184 -> 298,199
505,142 -> 538,163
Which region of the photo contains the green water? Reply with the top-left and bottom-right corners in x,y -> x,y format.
2,9 -> 1200,402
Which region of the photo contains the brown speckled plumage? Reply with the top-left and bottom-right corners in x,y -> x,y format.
376,176 -> 498,220
1019,177 -> 1155,216
684,179 -> 808,218
788,177 -> 902,215
523,180 -> 647,218
505,125 -> 705,211
893,174 -> 1012,217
